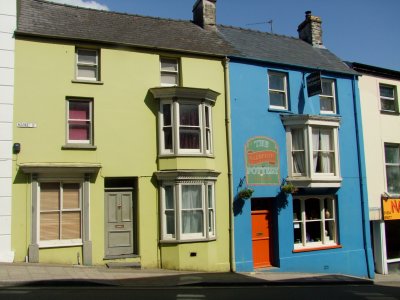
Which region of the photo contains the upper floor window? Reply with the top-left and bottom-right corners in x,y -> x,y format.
281,115 -> 341,187
268,71 -> 288,110
320,78 -> 336,114
150,87 -> 219,156
160,58 -> 179,86
380,84 -> 398,113
76,48 -> 99,81
67,99 -> 93,145
39,181 -> 82,245
384,143 -> 400,195
293,196 -> 338,250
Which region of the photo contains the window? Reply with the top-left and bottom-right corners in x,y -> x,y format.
160,58 -> 179,86
384,144 -> 400,194
320,78 -> 336,114
380,84 -> 398,113
160,181 -> 216,241
39,182 -> 82,245
268,71 -> 288,110
151,87 -> 219,156
76,48 -> 99,81
67,99 -> 93,145
282,115 -> 341,187
293,196 -> 337,250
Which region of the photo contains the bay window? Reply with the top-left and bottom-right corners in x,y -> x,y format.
282,115 -> 341,187
150,87 -> 219,156
293,196 -> 338,250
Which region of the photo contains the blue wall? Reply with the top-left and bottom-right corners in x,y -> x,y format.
230,60 -> 371,277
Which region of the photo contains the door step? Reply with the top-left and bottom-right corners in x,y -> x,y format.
106,262 -> 141,269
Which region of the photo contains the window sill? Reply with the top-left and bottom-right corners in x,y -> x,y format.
72,79 -> 104,85
62,144 -> 97,150
293,244 -> 341,253
288,176 -> 342,188
159,237 -> 216,244
268,107 -> 289,113
380,110 -> 399,115
158,153 -> 215,158
39,240 -> 83,248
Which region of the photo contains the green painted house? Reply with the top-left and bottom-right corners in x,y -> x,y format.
12,0 -> 234,271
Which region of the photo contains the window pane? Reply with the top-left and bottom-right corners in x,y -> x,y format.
69,102 -> 90,120
380,85 -> 394,98
161,59 -> 178,72
62,211 -> 81,239
77,49 -> 97,64
381,99 -> 395,111
324,197 -> 334,219
165,211 -> 175,235
163,128 -> 172,150
180,104 -> 199,126
205,106 -> 210,128
40,182 -> 60,211
207,185 -> 213,208
69,121 -> 90,141
293,199 -> 301,221
162,104 -> 171,126
181,185 -> 202,209
182,211 -> 203,233
40,212 -> 60,240
305,198 -> 320,220
270,91 -> 285,107
321,80 -> 333,96
165,185 -> 174,209
385,145 -> 400,164
180,128 -> 200,149
292,129 -> 305,174
63,183 -> 80,209
77,66 -> 97,79
320,96 -> 334,112
161,73 -> 178,85
313,129 -> 334,173
325,220 -> 335,242
306,221 -> 322,242
386,166 -> 400,194
269,74 -> 284,90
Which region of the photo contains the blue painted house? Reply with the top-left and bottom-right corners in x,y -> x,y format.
218,12 -> 374,278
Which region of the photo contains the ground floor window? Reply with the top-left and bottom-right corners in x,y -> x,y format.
39,182 -> 82,244
385,220 -> 400,260
160,181 -> 216,242
293,196 -> 337,249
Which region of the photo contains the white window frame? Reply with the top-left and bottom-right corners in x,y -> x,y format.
38,180 -> 83,248
160,181 -> 216,242
268,71 -> 288,110
293,196 -> 338,250
160,57 -> 179,87
159,100 -> 213,156
319,78 -> 336,114
282,115 -> 341,187
67,99 -> 93,145
76,48 -> 99,82
379,83 -> 398,113
384,143 -> 400,195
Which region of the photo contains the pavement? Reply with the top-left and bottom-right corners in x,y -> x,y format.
0,262 -> 398,288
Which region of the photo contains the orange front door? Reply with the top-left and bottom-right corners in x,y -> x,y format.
251,209 -> 272,268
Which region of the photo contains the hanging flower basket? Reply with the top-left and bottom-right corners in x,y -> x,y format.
280,182 -> 298,194
238,188 -> 254,200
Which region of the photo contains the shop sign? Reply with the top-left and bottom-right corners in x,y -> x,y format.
382,198 -> 400,220
245,136 -> 280,186
306,71 -> 322,97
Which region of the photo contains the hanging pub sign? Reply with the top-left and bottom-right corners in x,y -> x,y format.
382,197 -> 400,220
245,136 -> 280,186
306,71 -> 322,97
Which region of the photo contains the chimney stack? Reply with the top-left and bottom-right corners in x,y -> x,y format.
297,11 -> 323,48
193,0 -> 217,31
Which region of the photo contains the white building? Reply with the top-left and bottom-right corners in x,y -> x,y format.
0,0 -> 16,262
349,62 -> 400,274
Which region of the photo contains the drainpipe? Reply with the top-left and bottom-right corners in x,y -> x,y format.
352,75 -> 374,279
223,57 -> 235,272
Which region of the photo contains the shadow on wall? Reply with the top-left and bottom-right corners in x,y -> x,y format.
233,190 -> 288,216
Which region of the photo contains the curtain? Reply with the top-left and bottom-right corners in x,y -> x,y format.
181,185 -> 203,234
292,129 -> 305,173
312,129 -> 320,172
320,130 -> 332,173
179,104 -> 200,149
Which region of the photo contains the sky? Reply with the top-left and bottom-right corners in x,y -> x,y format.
48,0 -> 400,71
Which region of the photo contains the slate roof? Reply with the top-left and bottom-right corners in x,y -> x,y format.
16,0 -> 238,56
17,0 -> 356,75
217,26 -> 357,75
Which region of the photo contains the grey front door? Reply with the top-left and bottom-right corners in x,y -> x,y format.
105,191 -> 134,257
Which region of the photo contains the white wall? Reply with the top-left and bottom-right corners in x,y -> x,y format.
359,74 -> 400,220
0,0 -> 16,262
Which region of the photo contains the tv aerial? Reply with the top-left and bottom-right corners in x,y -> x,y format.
246,20 -> 273,33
